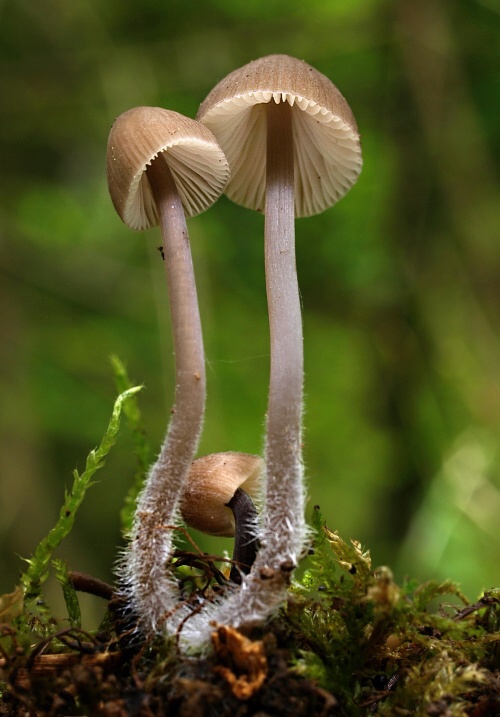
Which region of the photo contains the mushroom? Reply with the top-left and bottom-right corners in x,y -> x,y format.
180,451 -> 263,582
106,106 -> 229,633
181,451 -> 263,537
196,55 -> 362,624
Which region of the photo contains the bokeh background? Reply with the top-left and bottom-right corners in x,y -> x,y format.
1,0 -> 499,624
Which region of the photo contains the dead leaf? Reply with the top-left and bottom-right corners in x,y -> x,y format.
212,625 -> 267,700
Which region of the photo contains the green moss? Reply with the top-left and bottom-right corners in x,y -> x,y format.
285,506 -> 499,714
15,382 -> 141,638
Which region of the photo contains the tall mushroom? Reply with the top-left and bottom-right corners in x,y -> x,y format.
196,55 -> 362,626
106,107 -> 229,634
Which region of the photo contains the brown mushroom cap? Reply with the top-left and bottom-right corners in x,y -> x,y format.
106,106 -> 230,231
180,452 -> 263,537
197,54 -> 362,217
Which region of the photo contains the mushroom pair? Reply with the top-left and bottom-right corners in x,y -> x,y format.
106,54 -> 362,650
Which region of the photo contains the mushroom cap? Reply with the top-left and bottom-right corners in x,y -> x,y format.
197,54 -> 362,218
106,106 -> 230,231
180,451 -> 263,537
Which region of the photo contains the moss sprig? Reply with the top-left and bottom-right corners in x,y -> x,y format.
110,355 -> 151,536
18,384 -> 141,630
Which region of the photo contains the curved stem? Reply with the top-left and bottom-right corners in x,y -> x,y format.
124,154 -> 206,632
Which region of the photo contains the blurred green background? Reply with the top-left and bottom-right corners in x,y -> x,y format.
1,0 -> 499,624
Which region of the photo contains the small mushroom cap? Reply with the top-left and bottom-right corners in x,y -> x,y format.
197,54 -> 362,218
106,106 -> 230,231
180,452 -> 263,537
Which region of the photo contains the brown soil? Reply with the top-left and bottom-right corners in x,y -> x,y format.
0,620 -> 340,717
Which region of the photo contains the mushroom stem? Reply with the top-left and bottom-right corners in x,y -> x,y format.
188,102 -> 306,644
127,154 -> 206,632
148,154 -> 206,428
262,100 -> 306,563
226,488 -> 260,584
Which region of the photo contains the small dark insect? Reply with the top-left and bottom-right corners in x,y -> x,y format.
372,674 -> 388,690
